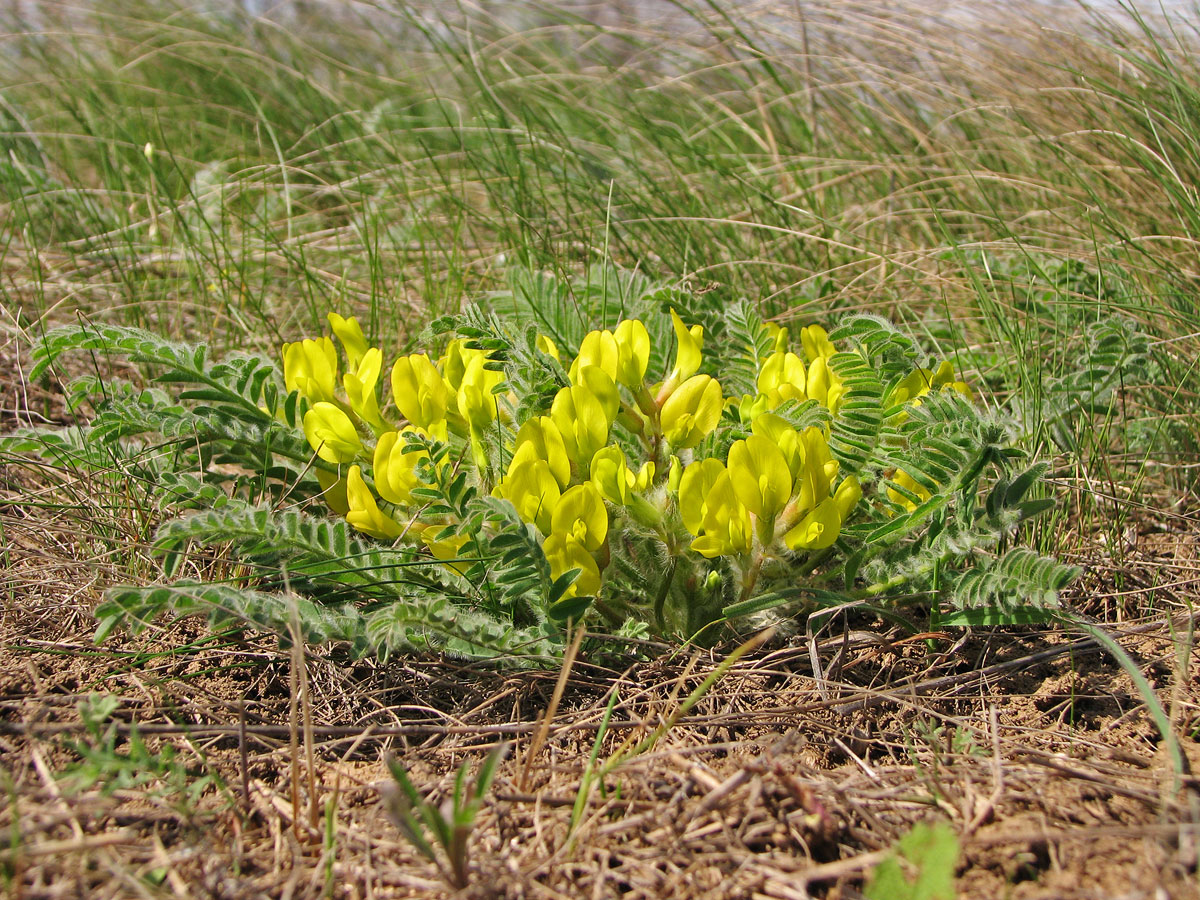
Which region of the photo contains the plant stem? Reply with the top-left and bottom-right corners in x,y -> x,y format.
652,555 -> 679,632
734,552 -> 765,611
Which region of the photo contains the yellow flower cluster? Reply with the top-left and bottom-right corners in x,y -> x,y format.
282,309 -> 870,603
738,322 -> 847,421
284,313 -> 502,558
679,414 -> 860,558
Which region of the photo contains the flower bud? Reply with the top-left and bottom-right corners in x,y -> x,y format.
536,334 -> 561,360
328,313 -> 370,369
668,309 -> 704,382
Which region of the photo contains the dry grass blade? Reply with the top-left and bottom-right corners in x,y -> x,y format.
519,622 -> 587,790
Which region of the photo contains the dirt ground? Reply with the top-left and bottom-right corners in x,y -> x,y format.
1,459 -> 1198,900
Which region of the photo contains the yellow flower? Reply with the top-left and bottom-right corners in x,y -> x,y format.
613,319 -> 651,389
805,356 -> 846,411
420,524 -> 470,574
328,313 -> 369,369
345,465 -> 404,539
495,456 -> 561,535
668,309 -> 704,382
569,330 -> 619,384
667,455 -> 683,492
550,383 -> 611,471
800,324 -> 836,363
757,351 -> 808,407
542,533 -> 601,598
590,445 -> 654,507
735,392 -> 771,424
440,339 -> 491,393
540,483 -> 609,599
660,374 -> 723,449
315,469 -> 349,516
550,483 -> 608,553
343,347 -> 387,433
303,402 -> 363,463
887,468 -> 933,512
282,337 -> 338,404
784,476 -> 861,551
536,334 -> 561,361
390,353 -> 450,431
798,324 -> 846,412
792,425 -> 839,512
750,413 -> 803,480
513,416 -> 570,489
689,471 -> 753,559
573,365 -> 621,423
765,322 -> 789,353
678,458 -> 727,536
891,360 -> 974,407
373,429 -> 432,506
727,434 -> 792,522
456,352 -> 504,431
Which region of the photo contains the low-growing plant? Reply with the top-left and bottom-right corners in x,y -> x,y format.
381,744 -> 509,890
7,271 -> 1128,663
59,694 -> 225,816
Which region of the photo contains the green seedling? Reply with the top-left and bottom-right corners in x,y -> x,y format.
59,693 -> 225,817
568,685 -> 620,841
381,743 -> 510,890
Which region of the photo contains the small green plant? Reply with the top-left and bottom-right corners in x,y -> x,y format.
59,694 -> 224,815
864,821 -> 960,900
8,270 -> 1123,663
381,743 -> 509,890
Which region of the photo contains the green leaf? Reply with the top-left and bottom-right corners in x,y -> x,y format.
547,569 -> 581,605
863,821 -> 959,900
548,593 -> 593,623
936,606 -> 1058,627
952,548 -> 1080,611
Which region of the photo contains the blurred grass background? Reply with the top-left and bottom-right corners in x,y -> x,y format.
2,0 -> 1197,559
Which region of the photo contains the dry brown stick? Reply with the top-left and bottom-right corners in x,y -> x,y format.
288,612 -> 302,840
519,622 -> 586,791
0,830 -> 140,864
